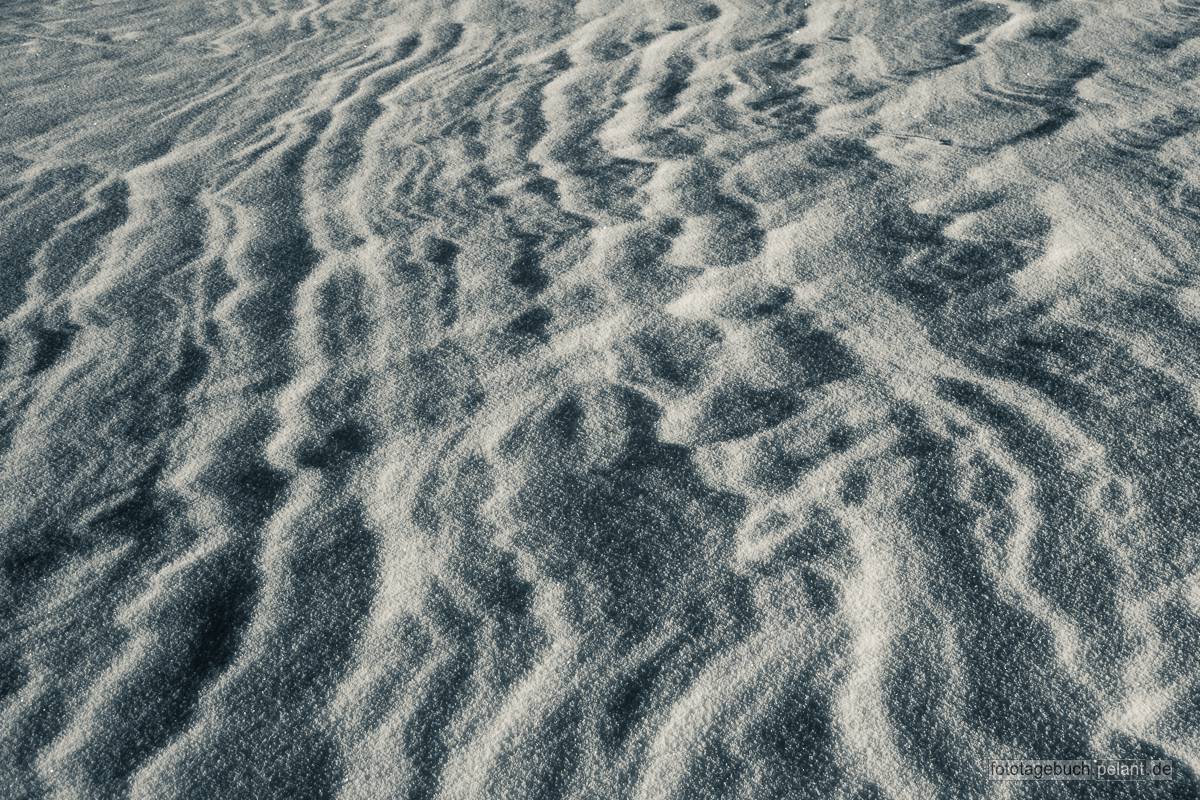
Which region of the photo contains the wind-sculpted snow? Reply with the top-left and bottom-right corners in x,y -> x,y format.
2,1 -> 1200,798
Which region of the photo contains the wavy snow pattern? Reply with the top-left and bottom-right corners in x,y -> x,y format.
2,1 -> 1200,798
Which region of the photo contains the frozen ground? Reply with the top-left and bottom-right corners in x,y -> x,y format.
2,1 -> 1200,798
